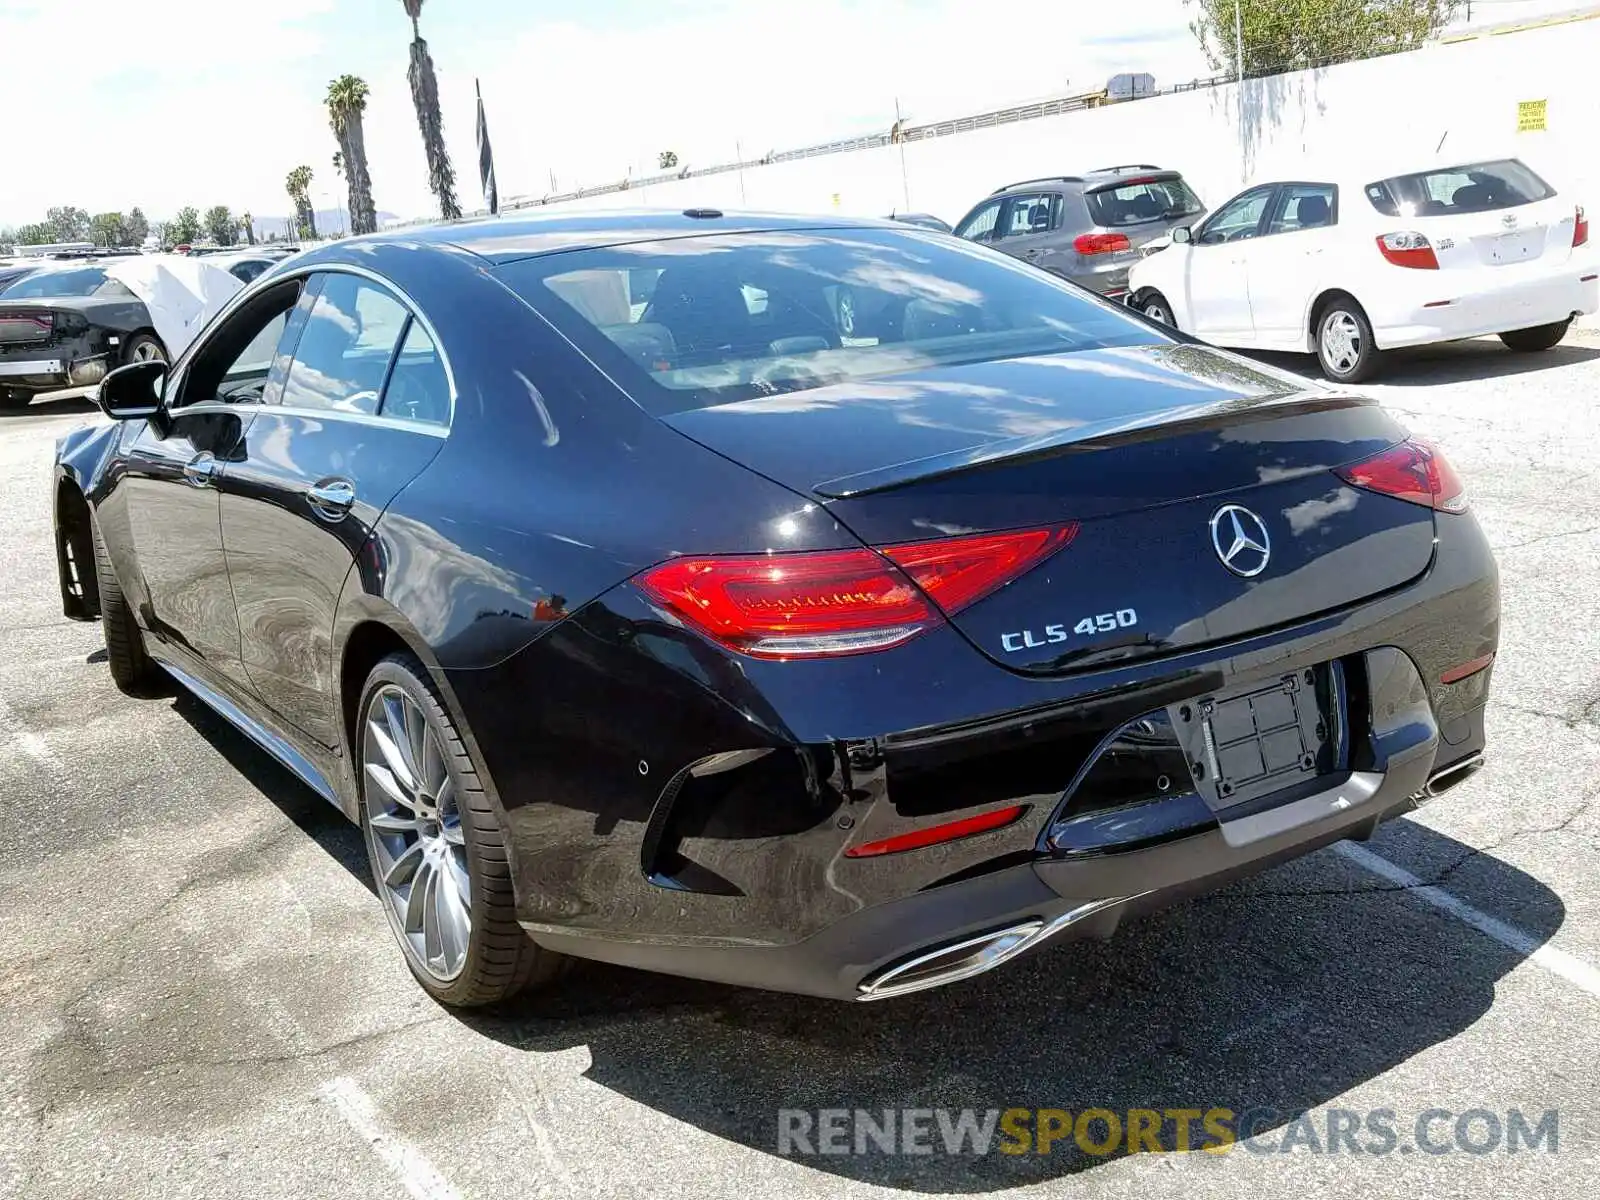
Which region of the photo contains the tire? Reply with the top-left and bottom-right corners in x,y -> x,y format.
1499,319 -> 1570,353
123,332 -> 168,364
1139,291 -> 1175,327
89,511 -> 158,694
1314,297 -> 1380,383
356,653 -> 565,1007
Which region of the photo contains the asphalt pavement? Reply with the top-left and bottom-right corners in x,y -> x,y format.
1,331 -> 1597,1199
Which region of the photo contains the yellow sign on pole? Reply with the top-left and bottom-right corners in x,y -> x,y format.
831,193 -> 842,208
1518,99 -> 1548,132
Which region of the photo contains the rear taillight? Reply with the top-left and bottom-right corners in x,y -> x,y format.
1376,232 -> 1439,269
1336,439 -> 1467,513
1074,232 -> 1132,255
1575,205 -> 1589,247
635,525 -> 1077,659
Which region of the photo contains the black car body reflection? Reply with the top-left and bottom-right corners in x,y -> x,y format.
51,210 -> 1499,1003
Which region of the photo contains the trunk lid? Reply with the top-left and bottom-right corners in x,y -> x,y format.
1427,196 -> 1574,271
663,344 -> 1434,674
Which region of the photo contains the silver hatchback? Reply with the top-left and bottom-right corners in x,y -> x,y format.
953,165 -> 1206,297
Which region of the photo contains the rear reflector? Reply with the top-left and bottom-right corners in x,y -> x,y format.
1075,232 -> 1132,255
1376,231 -> 1439,270
1336,439 -> 1467,513
1575,206 -> 1589,248
636,525 -> 1076,659
844,804 -> 1028,858
1440,652 -> 1495,685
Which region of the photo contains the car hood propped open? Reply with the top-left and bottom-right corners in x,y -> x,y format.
105,256 -> 242,358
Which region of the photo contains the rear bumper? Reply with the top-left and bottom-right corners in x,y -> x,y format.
1370,267 -> 1598,349
532,739 -> 1445,1001
0,331 -> 115,393
452,510 -> 1498,999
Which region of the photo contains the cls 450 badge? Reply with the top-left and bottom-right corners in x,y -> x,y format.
1000,609 -> 1138,653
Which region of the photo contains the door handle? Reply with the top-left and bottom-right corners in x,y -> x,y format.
183,453 -> 217,488
307,478 -> 356,521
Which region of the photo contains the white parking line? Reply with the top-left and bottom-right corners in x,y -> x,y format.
1335,840 -> 1600,999
318,1077 -> 464,1200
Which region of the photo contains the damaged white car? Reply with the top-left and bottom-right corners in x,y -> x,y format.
0,255 -> 241,409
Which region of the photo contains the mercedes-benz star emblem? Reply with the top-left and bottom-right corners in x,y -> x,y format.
1210,504 -> 1271,577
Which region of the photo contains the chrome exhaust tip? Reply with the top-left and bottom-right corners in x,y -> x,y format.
856,896 -> 1136,1001
1413,751 -> 1485,804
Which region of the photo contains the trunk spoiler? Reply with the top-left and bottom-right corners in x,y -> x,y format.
812,391 -> 1374,499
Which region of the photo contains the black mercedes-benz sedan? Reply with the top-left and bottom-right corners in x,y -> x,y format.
52,209 -> 1498,1007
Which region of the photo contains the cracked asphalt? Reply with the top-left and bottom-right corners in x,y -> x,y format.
2,329 -> 1598,1200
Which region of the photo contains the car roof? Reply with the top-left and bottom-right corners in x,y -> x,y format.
304,208 -> 898,267
987,165 -> 1183,196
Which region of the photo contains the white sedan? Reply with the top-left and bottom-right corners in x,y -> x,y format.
1127,157 -> 1597,381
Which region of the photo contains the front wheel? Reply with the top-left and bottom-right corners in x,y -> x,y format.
1499,319 -> 1570,353
89,511 -> 159,694
1315,299 -> 1380,383
124,333 -> 167,364
357,654 -> 566,1007
1139,291 -> 1175,327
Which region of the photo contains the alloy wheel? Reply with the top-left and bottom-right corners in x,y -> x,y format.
1320,311 -> 1362,375
362,684 -> 472,981
1144,301 -> 1172,326
131,342 -> 165,363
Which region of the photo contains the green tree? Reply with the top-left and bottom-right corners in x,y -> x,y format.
240,211 -> 256,245
327,74 -> 379,235
1187,0 -> 1459,77
14,222 -> 54,245
89,212 -> 127,247
45,206 -> 91,242
169,206 -> 203,245
401,1 -> 461,220
286,166 -> 317,240
125,207 -> 150,246
658,150 -> 679,170
204,205 -> 237,246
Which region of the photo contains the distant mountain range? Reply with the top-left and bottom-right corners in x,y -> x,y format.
250,208 -> 403,241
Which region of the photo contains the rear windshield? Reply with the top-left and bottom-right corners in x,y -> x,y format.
0,267 -> 133,299
1085,177 -> 1204,227
496,227 -> 1168,413
1364,159 -> 1555,217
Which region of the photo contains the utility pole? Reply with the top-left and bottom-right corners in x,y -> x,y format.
1234,0 -> 1244,84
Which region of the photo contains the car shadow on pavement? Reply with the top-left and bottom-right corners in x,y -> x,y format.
164,703 -> 1564,1190
168,689 -> 373,892
1250,338 -> 1600,388
460,823 -> 1562,1191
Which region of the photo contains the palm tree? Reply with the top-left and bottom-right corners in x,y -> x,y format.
240,211 -> 255,245
327,75 -> 377,234
401,1 -> 461,220
286,166 -> 317,241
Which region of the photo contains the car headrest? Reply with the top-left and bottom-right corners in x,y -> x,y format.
1297,195 -> 1330,227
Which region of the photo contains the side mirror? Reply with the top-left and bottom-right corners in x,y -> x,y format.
1171,225 -> 1192,244
95,360 -> 166,420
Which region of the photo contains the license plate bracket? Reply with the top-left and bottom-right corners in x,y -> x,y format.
1170,667 -> 1341,815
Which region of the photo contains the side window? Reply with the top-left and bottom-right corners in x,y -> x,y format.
380,321 -> 451,428
175,280 -> 305,408
999,194 -> 1058,238
1266,184 -> 1337,235
955,199 -> 1002,243
1195,188 -> 1274,245
280,274 -> 409,414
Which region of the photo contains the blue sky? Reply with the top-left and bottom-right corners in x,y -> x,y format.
0,0 -> 1582,228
